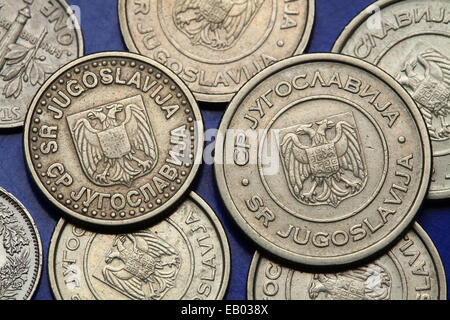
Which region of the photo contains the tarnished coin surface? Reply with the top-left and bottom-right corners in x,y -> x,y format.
118,0 -> 315,103
24,52 -> 204,227
48,193 -> 231,300
215,53 -> 431,266
248,223 -> 447,300
0,187 -> 42,300
0,0 -> 83,128
332,0 -> 450,199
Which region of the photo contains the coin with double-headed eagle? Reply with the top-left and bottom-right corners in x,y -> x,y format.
332,0 -> 450,199
24,52 -> 204,227
0,0 -> 83,128
248,223 -> 447,300
118,0 -> 315,103
214,53 -> 431,266
48,193 -> 230,300
0,187 -> 42,300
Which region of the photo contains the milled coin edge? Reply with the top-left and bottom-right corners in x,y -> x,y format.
214,52 -> 432,267
23,51 -> 205,227
117,0 -> 316,104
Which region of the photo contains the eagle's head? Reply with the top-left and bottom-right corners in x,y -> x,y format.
87,107 -> 107,123
316,119 -> 335,136
296,123 -> 314,137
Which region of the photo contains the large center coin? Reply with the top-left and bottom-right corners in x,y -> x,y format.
118,0 -> 315,103
24,52 -> 204,227
214,53 -> 431,266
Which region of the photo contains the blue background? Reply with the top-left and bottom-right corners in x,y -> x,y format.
0,0 -> 448,300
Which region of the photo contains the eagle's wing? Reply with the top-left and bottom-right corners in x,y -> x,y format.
420,48 -> 450,87
133,231 -> 179,259
333,121 -> 365,179
72,118 -> 102,177
102,267 -> 146,300
223,0 -> 264,43
280,133 -> 311,196
123,104 -> 157,161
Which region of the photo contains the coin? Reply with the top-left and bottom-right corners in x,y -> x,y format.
24,52 -> 204,227
0,0 -> 83,128
248,223 -> 447,300
48,192 -> 231,300
215,53 -> 431,266
332,0 -> 450,199
118,0 -> 315,103
0,187 -> 42,300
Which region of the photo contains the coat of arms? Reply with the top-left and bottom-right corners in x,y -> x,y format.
279,112 -> 367,208
98,231 -> 181,300
308,263 -> 392,300
396,44 -> 450,141
173,0 -> 265,50
66,95 -> 158,187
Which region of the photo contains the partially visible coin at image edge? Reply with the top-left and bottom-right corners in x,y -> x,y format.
118,0 -> 315,103
48,192 -> 231,300
0,187 -> 43,300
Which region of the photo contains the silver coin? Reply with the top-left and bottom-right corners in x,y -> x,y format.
0,187 -> 42,300
248,223 -> 447,300
214,53 -> 431,266
23,52 -> 204,227
332,0 -> 450,199
48,193 -> 231,300
0,0 -> 83,128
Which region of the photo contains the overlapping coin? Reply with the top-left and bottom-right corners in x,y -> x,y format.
48,193 -> 230,300
0,187 -> 42,300
118,0 -> 315,102
24,52 -> 204,227
248,223 -> 447,300
332,0 -> 450,199
215,53 -> 431,266
0,0 -> 83,128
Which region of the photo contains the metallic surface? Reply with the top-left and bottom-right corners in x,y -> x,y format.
0,187 -> 42,300
248,223 -> 447,300
24,52 -> 204,227
332,0 -> 450,199
48,193 -> 231,300
215,53 -> 431,266
118,0 -> 315,103
0,0 -> 83,128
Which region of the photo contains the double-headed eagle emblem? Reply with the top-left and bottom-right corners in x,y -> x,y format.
396,46 -> 450,141
67,95 -> 158,187
279,114 -> 367,208
308,263 -> 392,300
173,0 -> 265,50
101,231 -> 181,300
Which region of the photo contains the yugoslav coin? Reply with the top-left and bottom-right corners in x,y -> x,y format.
215,53 -> 431,266
118,0 -> 315,103
0,187 -> 42,300
0,0 -> 83,128
24,52 -> 204,227
48,193 -> 231,300
332,0 -> 450,199
248,223 -> 447,300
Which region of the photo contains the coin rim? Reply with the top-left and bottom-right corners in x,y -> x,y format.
246,222 -> 447,300
48,192 -> 231,300
23,51 -> 204,227
0,187 -> 43,300
330,0 -> 448,199
0,0 -> 85,129
117,0 -> 316,103
214,52 -> 432,266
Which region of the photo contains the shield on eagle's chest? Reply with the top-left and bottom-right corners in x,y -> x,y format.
200,0 -> 233,23
97,124 -> 131,159
413,80 -> 450,110
305,143 -> 340,177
